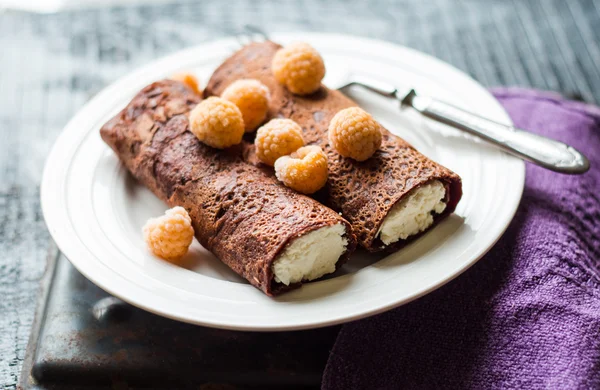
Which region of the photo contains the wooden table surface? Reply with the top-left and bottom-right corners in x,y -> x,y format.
1,0 -> 599,387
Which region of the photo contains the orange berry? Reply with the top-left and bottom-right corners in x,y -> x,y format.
170,72 -> 201,94
189,97 -> 245,149
221,79 -> 270,132
255,119 -> 305,166
328,107 -> 382,161
275,145 -> 328,194
143,207 -> 194,262
272,42 -> 325,95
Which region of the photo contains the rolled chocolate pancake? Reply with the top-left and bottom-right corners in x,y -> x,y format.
205,41 -> 462,252
100,80 -> 355,296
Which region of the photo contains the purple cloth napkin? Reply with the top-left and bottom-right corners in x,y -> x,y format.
323,89 -> 600,389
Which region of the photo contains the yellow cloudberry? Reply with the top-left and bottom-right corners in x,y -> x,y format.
328,107 -> 382,161
170,72 -> 201,95
143,206 -> 194,263
275,145 -> 328,194
189,97 -> 245,149
255,119 -> 305,166
272,42 -> 325,95
221,79 -> 271,132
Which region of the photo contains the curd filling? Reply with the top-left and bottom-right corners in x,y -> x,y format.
378,181 -> 447,245
273,224 -> 348,285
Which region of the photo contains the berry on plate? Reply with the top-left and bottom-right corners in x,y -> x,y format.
143,206 -> 194,263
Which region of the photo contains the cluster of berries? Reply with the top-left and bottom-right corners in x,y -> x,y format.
145,42 -> 382,262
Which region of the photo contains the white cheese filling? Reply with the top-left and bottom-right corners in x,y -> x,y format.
377,180 -> 447,245
273,224 -> 348,286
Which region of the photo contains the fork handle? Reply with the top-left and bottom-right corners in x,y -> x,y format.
407,92 -> 590,174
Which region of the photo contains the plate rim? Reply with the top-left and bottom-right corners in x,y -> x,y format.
41,32 -> 525,331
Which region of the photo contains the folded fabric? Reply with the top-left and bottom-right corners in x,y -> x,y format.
323,88 -> 600,389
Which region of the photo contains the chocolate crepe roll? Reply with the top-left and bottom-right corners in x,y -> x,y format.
100,80 -> 356,296
205,41 -> 462,252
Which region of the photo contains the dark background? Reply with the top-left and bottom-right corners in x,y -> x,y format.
2,0 -> 600,387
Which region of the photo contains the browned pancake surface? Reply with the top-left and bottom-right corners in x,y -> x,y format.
101,80 -> 355,295
205,41 -> 462,252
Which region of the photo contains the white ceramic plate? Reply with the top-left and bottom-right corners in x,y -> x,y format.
41,33 -> 524,331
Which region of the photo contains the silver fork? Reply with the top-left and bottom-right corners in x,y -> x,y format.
237,26 -> 590,175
